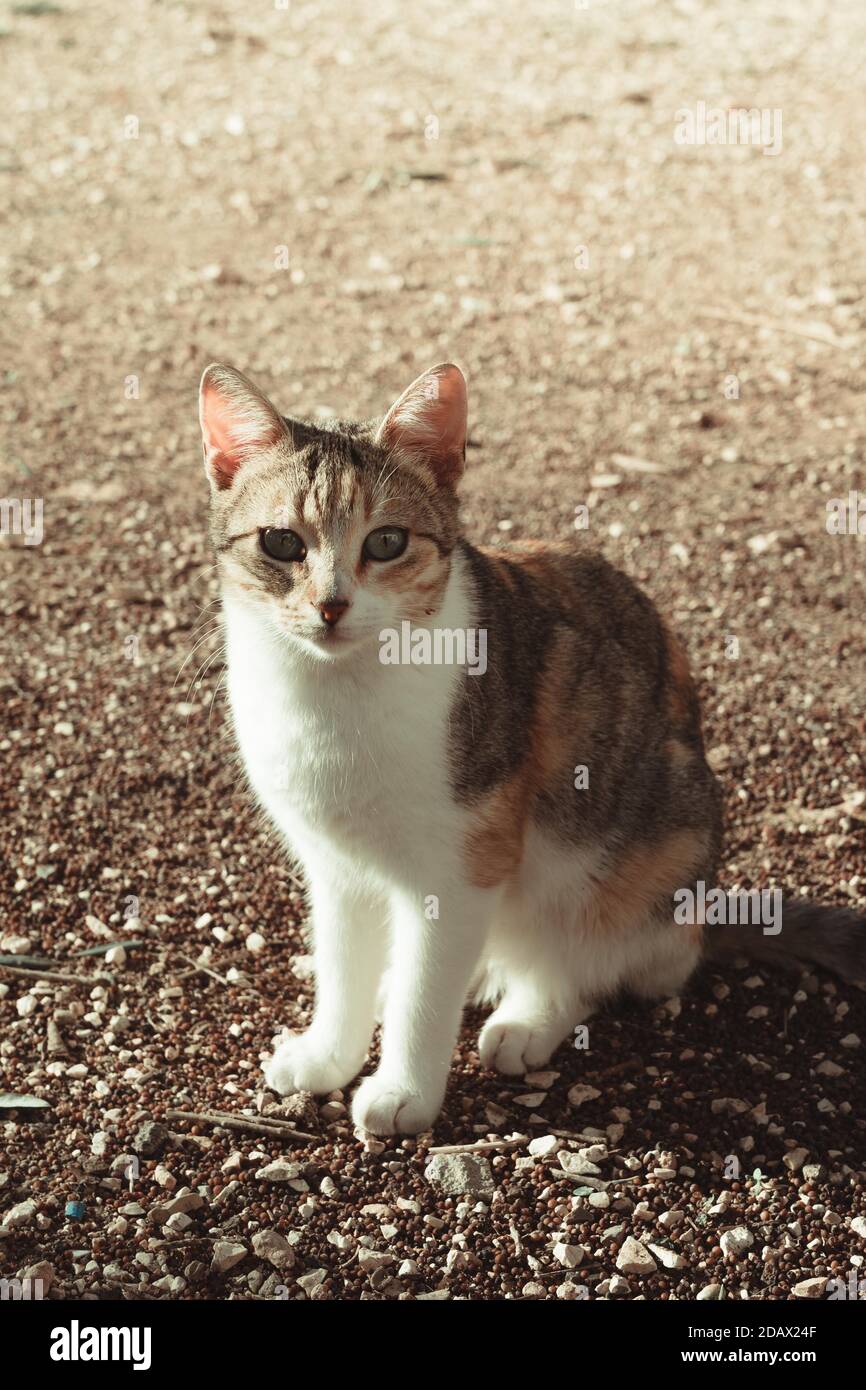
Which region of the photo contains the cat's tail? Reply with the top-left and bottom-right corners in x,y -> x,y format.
704,895 -> 866,982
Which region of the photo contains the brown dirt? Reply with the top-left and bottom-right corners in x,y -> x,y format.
1,0 -> 865,1301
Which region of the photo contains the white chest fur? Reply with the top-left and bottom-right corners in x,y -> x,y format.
221,559 -> 472,885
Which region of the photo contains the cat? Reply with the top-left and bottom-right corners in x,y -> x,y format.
198,360 -> 866,1135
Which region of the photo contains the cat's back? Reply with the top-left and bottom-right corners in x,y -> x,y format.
451,535 -> 719,859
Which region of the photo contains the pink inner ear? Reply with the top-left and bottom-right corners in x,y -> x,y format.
199,376 -> 282,490
377,363 -> 467,484
202,388 -> 242,458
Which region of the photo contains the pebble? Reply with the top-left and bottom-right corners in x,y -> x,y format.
524,1070 -> 559,1088
211,1241 -> 247,1274
424,1153 -> 495,1197
1,934 -> 32,954
616,1237 -> 656,1275
556,1281 -> 585,1300
522,1281 -> 546,1299
559,1152 -> 602,1178
528,1135 -> 561,1158
815,1059 -> 844,1077
552,1242 -> 586,1269
21,1260 -> 54,1292
567,1084 -> 601,1107
720,1226 -> 754,1257
133,1121 -> 169,1158
252,1229 -> 295,1271
254,1160 -> 304,1183
792,1277 -> 828,1299
783,1147 -> 810,1172
357,1247 -> 393,1271
3,1199 -> 37,1229
696,1283 -> 723,1300
648,1243 -> 688,1269
150,1191 -> 205,1223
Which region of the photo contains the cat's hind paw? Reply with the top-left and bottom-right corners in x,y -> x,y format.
351,1073 -> 440,1136
262,1032 -> 361,1096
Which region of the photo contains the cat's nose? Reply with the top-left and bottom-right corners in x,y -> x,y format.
318,599 -> 350,628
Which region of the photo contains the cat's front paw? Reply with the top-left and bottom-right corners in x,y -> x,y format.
263,1032 -> 361,1096
351,1072 -> 441,1135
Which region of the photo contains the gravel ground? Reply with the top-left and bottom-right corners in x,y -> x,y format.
2,0 -> 865,1301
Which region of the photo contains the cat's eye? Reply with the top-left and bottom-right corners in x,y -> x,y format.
260,527 -> 306,563
363,526 -> 409,562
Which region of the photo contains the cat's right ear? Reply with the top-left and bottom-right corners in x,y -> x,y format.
199,364 -> 287,491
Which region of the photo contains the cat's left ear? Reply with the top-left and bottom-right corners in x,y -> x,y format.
375,363 -> 467,487
199,363 -> 288,491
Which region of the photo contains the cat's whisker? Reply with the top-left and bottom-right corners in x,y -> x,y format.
173,624 -> 224,689
184,643 -> 226,706
207,671 -> 228,726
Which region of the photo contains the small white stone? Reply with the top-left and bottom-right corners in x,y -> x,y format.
255,1160 -> 304,1183
3,1199 -> 37,1229
252,1229 -> 295,1271
567,1084 -> 601,1107
210,1240 -> 246,1274
648,1243 -> 688,1269
552,1241 -> 585,1269
528,1135 -> 561,1158
357,1247 -> 393,1271
720,1226 -> 753,1257
587,1191 -> 610,1209
815,1059 -> 844,1077
559,1152 -> 602,1178
783,1147 -> 810,1172
616,1237 -> 656,1275
792,1277 -> 828,1299
524,1070 -> 559,1088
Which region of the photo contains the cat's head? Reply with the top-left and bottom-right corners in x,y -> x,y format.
198,362 -> 467,662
